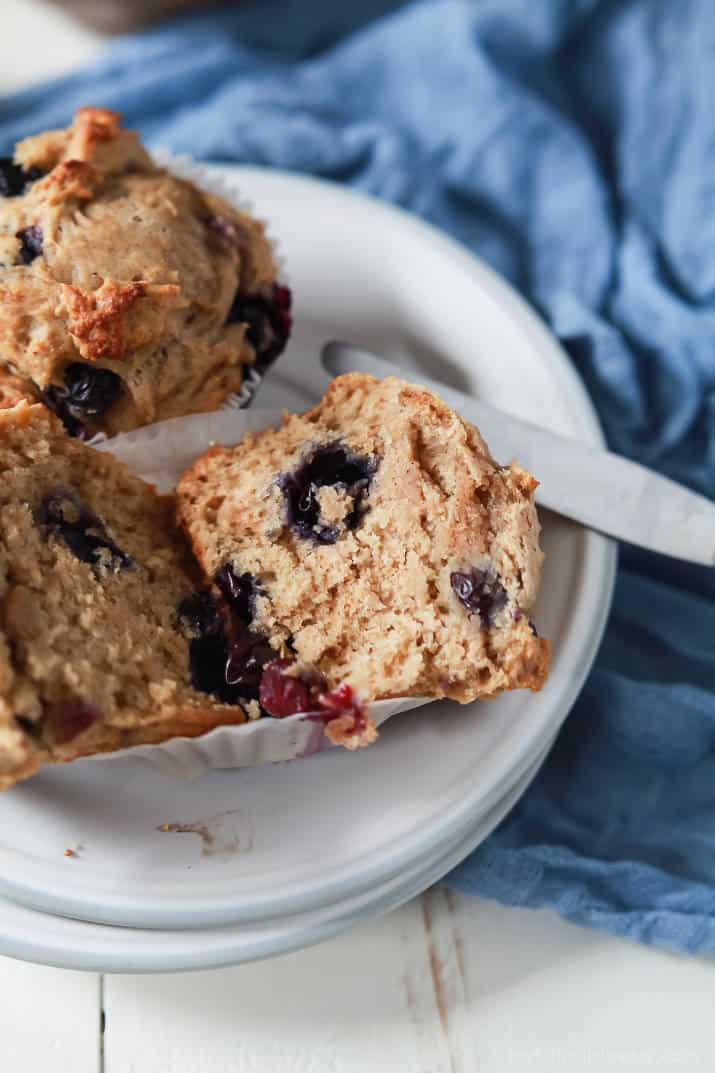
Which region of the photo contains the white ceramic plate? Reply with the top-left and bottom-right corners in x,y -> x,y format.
0,168 -> 615,930
0,737 -> 553,973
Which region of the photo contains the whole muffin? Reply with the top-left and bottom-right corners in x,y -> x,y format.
176,373 -> 549,746
0,107 -> 292,438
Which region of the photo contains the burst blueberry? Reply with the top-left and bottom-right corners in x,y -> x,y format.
16,224 -> 43,265
178,591 -> 223,638
450,566 -> 508,626
259,659 -> 327,717
280,441 -> 377,545
43,363 -> 122,437
181,582 -> 363,724
214,565 -> 259,626
223,631 -> 275,698
180,585 -> 275,704
178,590 -> 231,698
46,701 -> 100,745
185,632 -> 229,699
63,363 -> 121,415
187,626 -> 274,704
226,283 -> 293,371
37,488 -> 133,573
43,387 -> 86,438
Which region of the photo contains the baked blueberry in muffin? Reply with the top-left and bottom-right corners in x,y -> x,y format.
176,373 -> 549,746
177,567 -> 373,749
0,107 -> 291,439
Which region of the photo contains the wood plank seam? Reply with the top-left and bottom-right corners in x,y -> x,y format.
99,974 -> 106,1073
420,888 -> 472,1073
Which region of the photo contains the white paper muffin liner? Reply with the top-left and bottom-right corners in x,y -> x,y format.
95,408 -> 431,777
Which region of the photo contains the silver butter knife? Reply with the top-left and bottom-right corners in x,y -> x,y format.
322,341 -> 715,567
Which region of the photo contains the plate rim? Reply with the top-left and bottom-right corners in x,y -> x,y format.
0,736 -> 554,973
0,165 -> 616,928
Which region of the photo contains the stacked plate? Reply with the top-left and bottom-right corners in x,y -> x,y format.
0,171 -> 615,972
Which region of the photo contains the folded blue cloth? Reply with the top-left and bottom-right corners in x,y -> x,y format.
2,0 -> 714,954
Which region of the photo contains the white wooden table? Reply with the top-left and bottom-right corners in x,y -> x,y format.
2,4 -> 714,1069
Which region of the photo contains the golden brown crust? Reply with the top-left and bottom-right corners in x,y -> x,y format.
0,750 -> 43,793
70,106 -> 123,160
42,700 -> 248,767
324,716 -> 379,750
59,280 -> 148,360
39,159 -> 100,205
56,279 -> 183,363
16,106 -> 151,176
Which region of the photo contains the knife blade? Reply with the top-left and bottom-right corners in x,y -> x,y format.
321,341 -> 715,567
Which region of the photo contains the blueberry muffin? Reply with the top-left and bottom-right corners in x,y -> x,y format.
0,402 -> 251,791
0,107 -> 291,439
176,373 -> 550,746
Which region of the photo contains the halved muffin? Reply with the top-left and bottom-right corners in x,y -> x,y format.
0,402 -> 249,790
176,373 -> 549,745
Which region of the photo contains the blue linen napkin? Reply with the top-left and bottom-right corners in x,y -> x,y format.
2,0 -> 714,955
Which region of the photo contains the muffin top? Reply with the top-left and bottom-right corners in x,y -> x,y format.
0,107 -> 290,437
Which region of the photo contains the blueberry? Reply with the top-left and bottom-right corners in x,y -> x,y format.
186,632 -> 231,699
187,628 -> 273,704
37,488 -> 133,574
178,591 -> 223,638
223,631 -> 275,697
179,590 -> 228,696
451,566 -> 508,626
16,224 -> 43,265
0,158 -> 42,198
226,284 -> 292,372
43,363 -> 122,437
214,565 -> 259,626
43,387 -> 87,438
180,586 -> 275,705
280,441 -> 377,545
259,658 -> 327,718
46,701 -> 100,745
205,213 -> 241,248
62,363 -> 121,416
